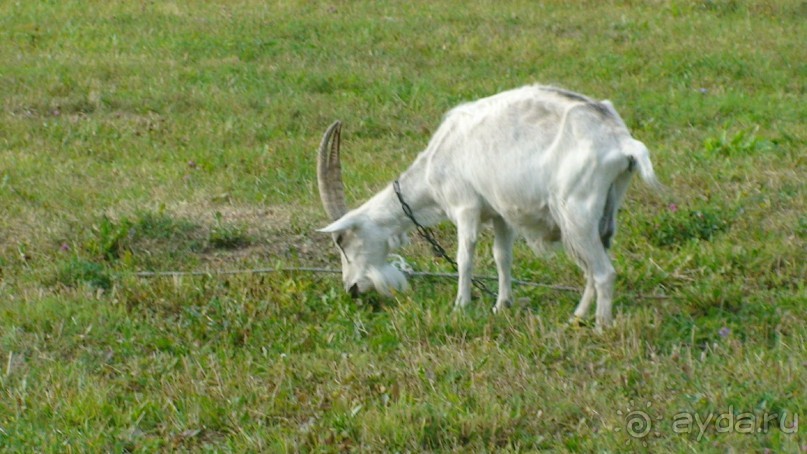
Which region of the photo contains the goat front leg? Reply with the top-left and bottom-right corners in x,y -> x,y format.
492,217 -> 515,313
453,208 -> 480,309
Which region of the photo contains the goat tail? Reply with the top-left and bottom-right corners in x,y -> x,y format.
626,140 -> 660,189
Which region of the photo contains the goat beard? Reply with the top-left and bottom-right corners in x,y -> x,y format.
366,263 -> 409,296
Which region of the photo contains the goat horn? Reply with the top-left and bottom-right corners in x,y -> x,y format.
317,120 -> 348,220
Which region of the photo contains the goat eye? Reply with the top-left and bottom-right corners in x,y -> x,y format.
334,234 -> 350,264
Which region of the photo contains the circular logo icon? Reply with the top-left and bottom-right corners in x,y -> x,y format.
625,409 -> 652,439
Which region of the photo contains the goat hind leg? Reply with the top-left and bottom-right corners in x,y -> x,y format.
572,273 -> 595,321
593,261 -> 616,329
585,248 -> 616,329
564,221 -> 617,329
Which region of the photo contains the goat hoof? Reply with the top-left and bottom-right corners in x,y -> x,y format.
595,317 -> 613,332
492,300 -> 512,314
567,316 -> 592,329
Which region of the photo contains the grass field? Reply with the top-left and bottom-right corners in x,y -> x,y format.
1,0 -> 805,451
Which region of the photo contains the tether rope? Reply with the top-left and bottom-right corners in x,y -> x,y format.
129,266 -> 672,300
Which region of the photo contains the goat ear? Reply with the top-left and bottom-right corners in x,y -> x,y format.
317,213 -> 359,234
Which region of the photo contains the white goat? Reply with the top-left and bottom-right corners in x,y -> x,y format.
316,84 -> 657,328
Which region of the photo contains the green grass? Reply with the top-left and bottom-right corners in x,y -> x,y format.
1,0 -> 805,451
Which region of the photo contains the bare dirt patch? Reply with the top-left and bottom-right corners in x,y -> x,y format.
168,200 -> 337,268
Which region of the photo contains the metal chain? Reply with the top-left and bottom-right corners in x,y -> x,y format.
392,180 -> 496,298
